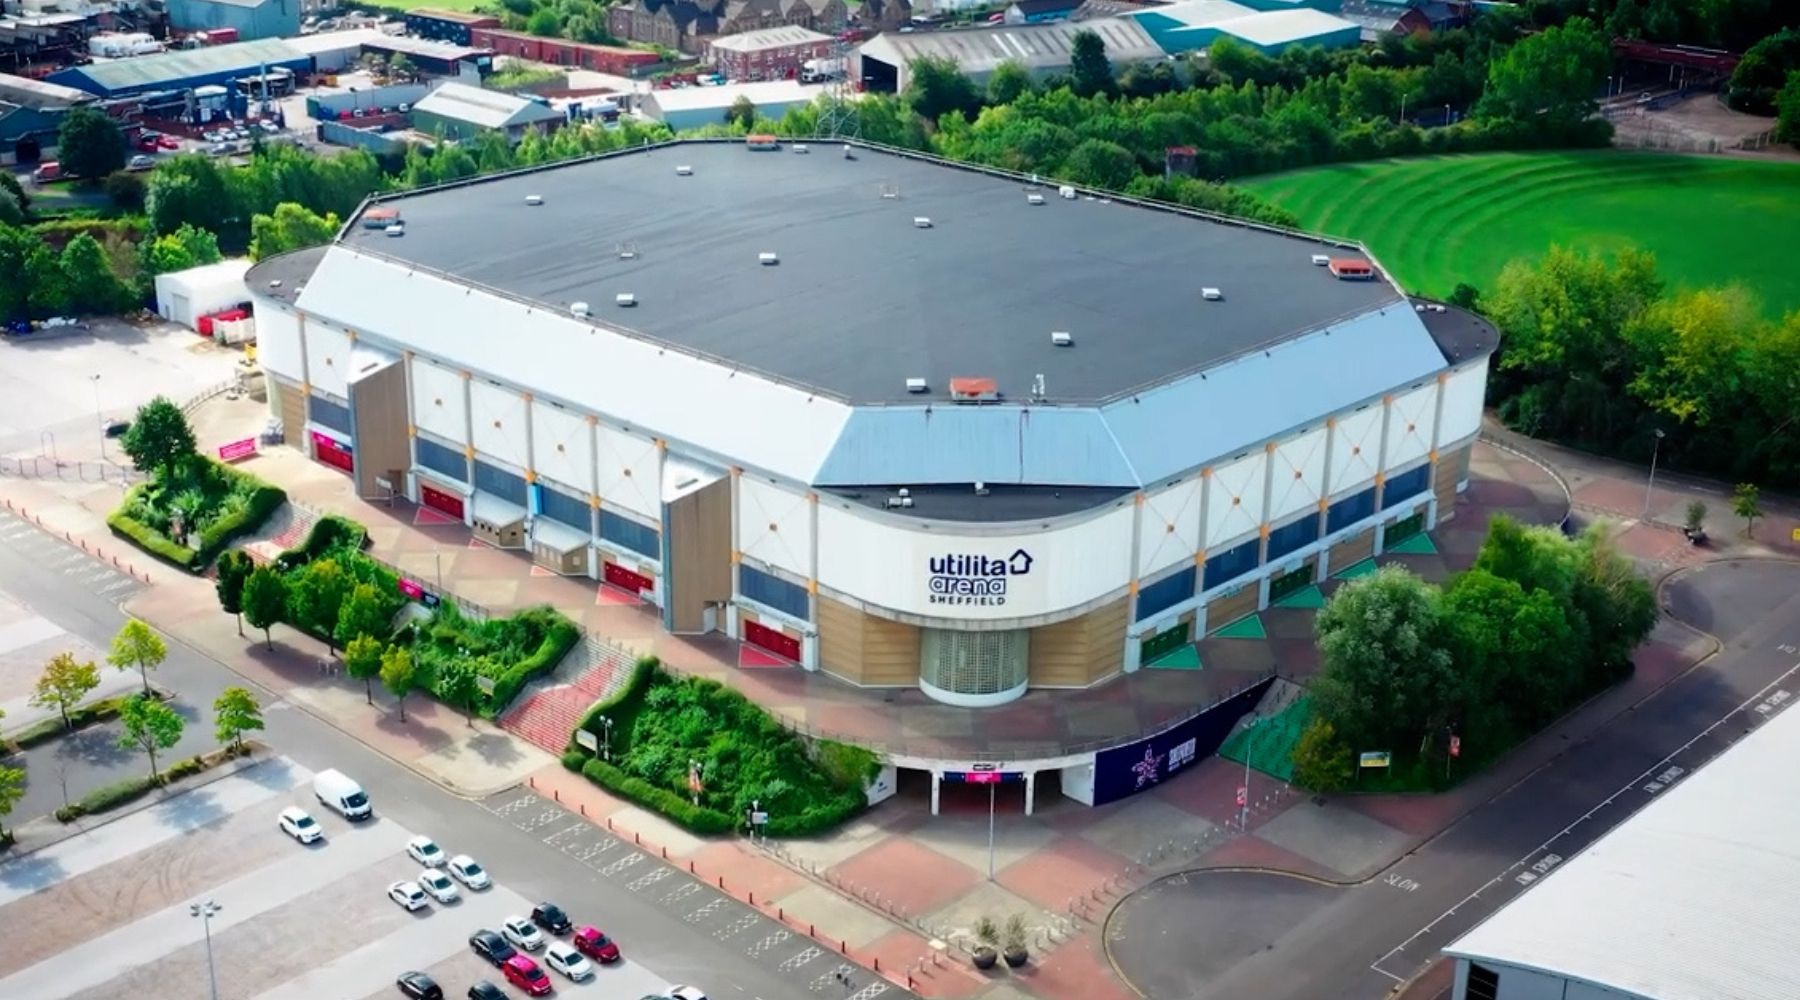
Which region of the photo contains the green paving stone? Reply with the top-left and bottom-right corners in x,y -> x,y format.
1212,614 -> 1267,639
1148,645 -> 1203,670
1387,532 -> 1439,555
1333,558 -> 1378,581
1273,584 -> 1325,609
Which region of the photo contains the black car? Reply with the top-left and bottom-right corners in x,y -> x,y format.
104,420 -> 130,439
468,983 -> 507,1000
396,972 -> 443,1000
531,902 -> 573,935
469,929 -> 517,967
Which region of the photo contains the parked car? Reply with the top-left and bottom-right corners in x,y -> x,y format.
406,835 -> 446,867
396,971 -> 443,1000
258,119 -> 279,134
418,868 -> 459,903
502,955 -> 553,996
447,854 -> 490,890
157,135 -> 180,150
136,136 -> 159,153
469,929 -> 516,967
128,154 -> 155,171
277,806 -> 322,844
387,881 -> 429,912
502,915 -> 545,951
531,903 -> 572,935
571,927 -> 619,964
104,420 -> 130,439
467,983 -> 506,1000
543,942 -> 593,982
666,987 -> 708,1000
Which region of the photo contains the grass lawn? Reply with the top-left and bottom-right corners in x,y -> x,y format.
1243,151 -> 1800,318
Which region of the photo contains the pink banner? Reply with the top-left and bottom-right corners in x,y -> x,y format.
398,578 -> 424,600
217,438 -> 258,462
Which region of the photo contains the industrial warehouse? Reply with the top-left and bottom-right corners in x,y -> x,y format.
245,137 -> 1494,718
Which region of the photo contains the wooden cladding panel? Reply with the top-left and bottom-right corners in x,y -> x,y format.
817,597 -> 918,686
1327,530 -> 1375,573
1207,584 -> 1260,634
1029,597 -> 1128,687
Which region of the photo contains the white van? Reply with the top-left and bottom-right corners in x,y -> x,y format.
313,769 -> 372,821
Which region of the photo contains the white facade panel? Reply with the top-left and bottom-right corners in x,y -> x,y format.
1490,966 -> 1582,1000
815,503 -> 1134,622
253,301 -> 305,383
1203,451 -> 1266,549
1385,382 -> 1440,471
469,379 -> 530,470
303,319 -> 354,399
736,476 -> 814,579
531,400 -> 593,493
1137,477 -> 1200,578
1437,358 -> 1487,447
1328,404 -> 1382,497
410,357 -> 468,446
1266,425 -> 1328,524
596,423 -> 661,519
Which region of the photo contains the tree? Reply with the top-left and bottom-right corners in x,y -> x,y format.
31,651 -> 101,730
439,661 -> 482,726
903,55 -> 983,124
380,644 -> 417,722
118,693 -> 184,782
212,686 -> 264,753
0,764 -> 23,842
344,634 -> 384,705
120,396 -> 197,481
243,565 -> 288,650
1733,482 -> 1763,537
526,6 -> 562,36
1728,27 -> 1800,113
1778,70 -> 1800,148
1068,29 -> 1115,98
0,169 -> 30,217
59,232 -> 131,315
388,54 -> 418,82
334,582 -> 392,651
108,618 -> 167,695
104,170 -> 146,212
216,549 -> 254,636
1477,16 -> 1609,124
287,558 -> 350,650
1448,283 -> 1481,311
1290,719 -> 1355,793
248,202 -> 340,261
146,154 -> 235,236
987,60 -> 1033,105
1684,500 -> 1709,535
1060,139 -> 1138,191
724,95 -> 758,129
57,106 -> 126,180
1310,566 -> 1457,753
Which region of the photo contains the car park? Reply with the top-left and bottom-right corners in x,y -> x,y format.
469,929 -> 516,967
396,971 -> 443,1000
502,955 -> 553,996
406,835 -> 446,867
543,942 -> 593,982
531,902 -> 572,935
502,915 -> 545,951
571,926 -> 619,963
467,983 -> 506,1000
387,881 -> 429,912
418,868 -> 459,903
448,854 -> 490,889
277,806 -> 322,844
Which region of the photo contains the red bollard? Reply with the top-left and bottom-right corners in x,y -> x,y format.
809,923 -> 815,936
717,875 -> 725,889
530,776 -> 536,789
660,846 -> 667,859
607,818 -> 614,831
580,803 -> 587,817
634,832 -> 641,845
873,958 -> 880,972
748,891 -> 755,905
554,789 -> 560,802
778,907 -> 783,921
908,975 -> 915,990
839,941 -> 846,954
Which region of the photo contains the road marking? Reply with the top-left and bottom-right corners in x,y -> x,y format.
543,822 -> 587,846
1370,659 -> 1800,983
567,839 -> 616,863
1383,874 -> 1421,893
662,883 -> 701,906
99,578 -> 137,595
746,930 -> 791,957
627,868 -> 672,892
600,851 -> 644,877
780,946 -> 824,972
685,899 -> 728,924
716,913 -> 760,940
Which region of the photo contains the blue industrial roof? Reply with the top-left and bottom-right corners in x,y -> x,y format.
48,38 -> 308,96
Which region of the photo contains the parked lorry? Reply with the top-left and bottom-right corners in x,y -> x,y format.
800,57 -> 845,83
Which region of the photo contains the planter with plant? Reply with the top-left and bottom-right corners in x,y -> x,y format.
971,916 -> 999,970
1002,913 -> 1029,968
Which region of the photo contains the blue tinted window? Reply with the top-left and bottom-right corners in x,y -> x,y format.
309,394 -> 351,434
740,565 -> 810,621
1204,538 -> 1260,591
1383,464 -> 1431,510
538,485 -> 591,532
1136,566 -> 1195,622
1267,515 -> 1321,562
599,509 -> 659,558
1327,487 -> 1376,533
473,460 -> 527,505
415,437 -> 466,482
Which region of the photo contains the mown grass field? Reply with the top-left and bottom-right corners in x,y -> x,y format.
1243,151 -> 1800,317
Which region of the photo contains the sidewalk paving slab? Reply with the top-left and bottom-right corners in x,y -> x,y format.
1254,801 -> 1409,881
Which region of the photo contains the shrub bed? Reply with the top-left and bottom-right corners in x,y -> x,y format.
109,457 -> 286,572
401,603 -> 579,717
4,691 -> 142,752
567,659 -> 877,838
53,744 -> 251,823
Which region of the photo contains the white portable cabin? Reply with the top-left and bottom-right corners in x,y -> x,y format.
154,259 -> 253,333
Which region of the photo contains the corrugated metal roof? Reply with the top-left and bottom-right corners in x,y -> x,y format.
1130,0 -> 1254,27
412,82 -> 562,130
55,38 -> 307,93
1208,7 -> 1358,43
858,18 -> 1165,76
812,406 -> 1140,488
283,28 -> 387,56
643,79 -> 813,113
0,71 -> 94,109
1446,702 -> 1800,1000
708,24 -> 832,52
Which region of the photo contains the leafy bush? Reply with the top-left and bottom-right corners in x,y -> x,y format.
108,458 -> 285,572
404,603 -> 578,717
271,515 -> 402,646
6,691 -> 137,751
107,494 -> 199,570
578,756 -> 738,835
275,514 -> 369,571
56,774 -> 157,822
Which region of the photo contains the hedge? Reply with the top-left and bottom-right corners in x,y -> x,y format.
572,755 -> 738,836
572,655 -> 656,749
484,615 -> 580,717
107,460 -> 287,572
275,514 -> 369,572
5,691 -> 138,752
194,476 -> 286,565
107,487 -> 200,570
54,747 -> 241,823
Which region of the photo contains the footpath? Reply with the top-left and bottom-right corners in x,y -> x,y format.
3,401 -> 1797,1000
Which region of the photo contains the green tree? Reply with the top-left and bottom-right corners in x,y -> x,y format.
1732,482 -> 1763,537
0,764 -> 23,842
1728,27 -> 1800,113
1060,139 -> 1138,190
1068,29 -> 1115,98
380,644 -> 417,722
526,6 -> 562,36
1477,16 -> 1609,123
1684,500 -> 1709,535
724,94 -> 758,129
903,55 -> 983,124
212,686 -> 264,753
30,651 -> 102,730
118,692 -> 184,782
1777,70 -> 1800,147
334,582 -> 392,651
0,225 -> 45,320
136,222 -> 223,291
439,661 -> 482,726
388,54 -> 418,82
57,106 -> 126,180
249,203 -> 340,261
1310,566 -> 1457,753
104,169 -> 146,212
146,154 -> 235,236
243,565 -> 288,650
287,558 -> 350,650
987,60 -> 1033,105
59,232 -> 132,314
107,618 -> 167,696
1290,718 -> 1355,793
119,396 -> 197,481
344,633 -> 384,705
215,550 -> 254,636
0,185 -> 25,226
0,170 -> 29,217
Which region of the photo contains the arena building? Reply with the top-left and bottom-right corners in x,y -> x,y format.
246,137 -> 1496,711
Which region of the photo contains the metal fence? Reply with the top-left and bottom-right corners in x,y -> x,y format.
0,454 -> 140,484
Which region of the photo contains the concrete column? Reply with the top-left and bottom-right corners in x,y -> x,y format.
1255,443 -> 1277,610
1372,393 -> 1396,556
1024,772 -> 1037,817
930,771 -> 942,816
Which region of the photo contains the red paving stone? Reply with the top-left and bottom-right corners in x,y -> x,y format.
1573,478 -> 1646,514
1153,756 -> 1262,826
1345,794 -> 1464,839
997,835 -> 1131,911
829,838 -> 980,917
861,929 -> 988,999
687,842 -> 806,902
1006,933 -> 1136,1000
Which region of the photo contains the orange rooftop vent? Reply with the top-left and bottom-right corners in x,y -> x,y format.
1328,258 -> 1375,280
949,377 -> 999,403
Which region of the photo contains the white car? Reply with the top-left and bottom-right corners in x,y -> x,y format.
418,868 -> 459,904
405,835 -> 446,867
544,942 -> 593,981
447,854 -> 490,890
277,807 -> 322,844
502,915 -> 545,952
666,987 -> 709,1000
387,881 -> 429,912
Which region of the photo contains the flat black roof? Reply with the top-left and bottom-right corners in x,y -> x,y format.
826,483 -> 1133,522
344,140 -> 1403,405
1412,297 -> 1500,365
247,245 -> 327,306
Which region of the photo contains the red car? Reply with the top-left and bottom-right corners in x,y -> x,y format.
571,926 -> 620,964
136,136 -> 159,152
502,955 -> 553,996
157,136 -> 180,150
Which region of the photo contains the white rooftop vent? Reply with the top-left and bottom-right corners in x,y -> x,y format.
974,481 -> 989,496
384,223 -> 405,237
1430,304 -> 1447,313
759,252 -> 779,266
1051,331 -> 1072,346
525,194 -> 543,206
1311,254 -> 1330,266
886,497 -> 905,509
897,488 -> 910,498
1415,304 -> 1427,312
675,165 -> 693,176
902,497 -> 913,507
1201,287 -> 1223,301
793,143 -> 808,154
842,144 -> 853,158
618,246 -> 637,260
905,377 -> 928,393
571,301 -> 590,317
1059,185 -> 1076,200
615,293 -> 637,307
1027,193 -> 1045,205
268,279 -> 282,289
913,217 -> 932,228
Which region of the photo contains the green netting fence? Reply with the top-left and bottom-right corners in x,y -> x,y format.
1217,696 -> 1313,783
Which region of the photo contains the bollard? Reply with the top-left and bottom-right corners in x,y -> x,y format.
873,958 -> 880,972
717,876 -> 725,889
580,803 -> 587,817
661,846 -> 667,859
634,832 -> 641,845
778,907 -> 783,921
688,861 -> 695,873
908,975 -> 915,990
748,891 -> 755,905
810,923 -> 815,936
554,789 -> 560,802
839,940 -> 846,954
607,818 -> 614,831
530,776 -> 536,789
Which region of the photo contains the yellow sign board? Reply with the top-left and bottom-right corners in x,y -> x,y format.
244,343 -> 258,364
1791,526 -> 1799,543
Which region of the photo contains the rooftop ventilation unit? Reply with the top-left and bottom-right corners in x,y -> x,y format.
1059,185 -> 1076,199
897,488 -> 911,498
759,252 -> 779,266
1201,287 -> 1223,301
905,377 -> 928,394
1031,373 -> 1046,400
571,302 -> 590,317
1027,193 -> 1045,205
793,143 -> 809,154
949,377 -> 998,403
913,217 -> 932,228
385,223 -> 405,238
1328,259 -> 1376,281
1051,331 -> 1072,346
615,293 -> 637,307
675,165 -> 693,176
1415,304 -> 1427,312
1311,254 -> 1330,266
843,144 -> 853,159
975,481 -> 989,496
1430,304 -> 1447,313
885,496 -> 914,509
268,279 -> 282,289
526,194 -> 543,206
617,243 -> 637,260
879,182 -> 899,199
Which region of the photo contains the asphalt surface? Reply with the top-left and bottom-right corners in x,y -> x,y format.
0,511 -> 915,1000
1106,558 -> 1800,1000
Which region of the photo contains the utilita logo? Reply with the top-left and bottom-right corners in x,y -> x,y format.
927,549 -> 1033,607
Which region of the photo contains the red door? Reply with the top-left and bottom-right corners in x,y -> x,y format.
420,483 -> 465,519
603,561 -> 653,595
311,432 -> 353,474
742,620 -> 800,662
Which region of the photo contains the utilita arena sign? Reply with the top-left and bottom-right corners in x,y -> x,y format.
926,549 -> 1034,608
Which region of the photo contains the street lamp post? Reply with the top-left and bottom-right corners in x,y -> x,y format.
1399,92 -> 1409,123
90,374 -> 106,459
190,899 -> 222,1000
986,777 -> 998,881
599,715 -> 613,762
1240,715 -> 1259,832
1643,428 -> 1666,518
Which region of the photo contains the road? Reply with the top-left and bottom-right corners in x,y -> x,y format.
1106,559 -> 1800,1000
0,510 -> 915,1000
